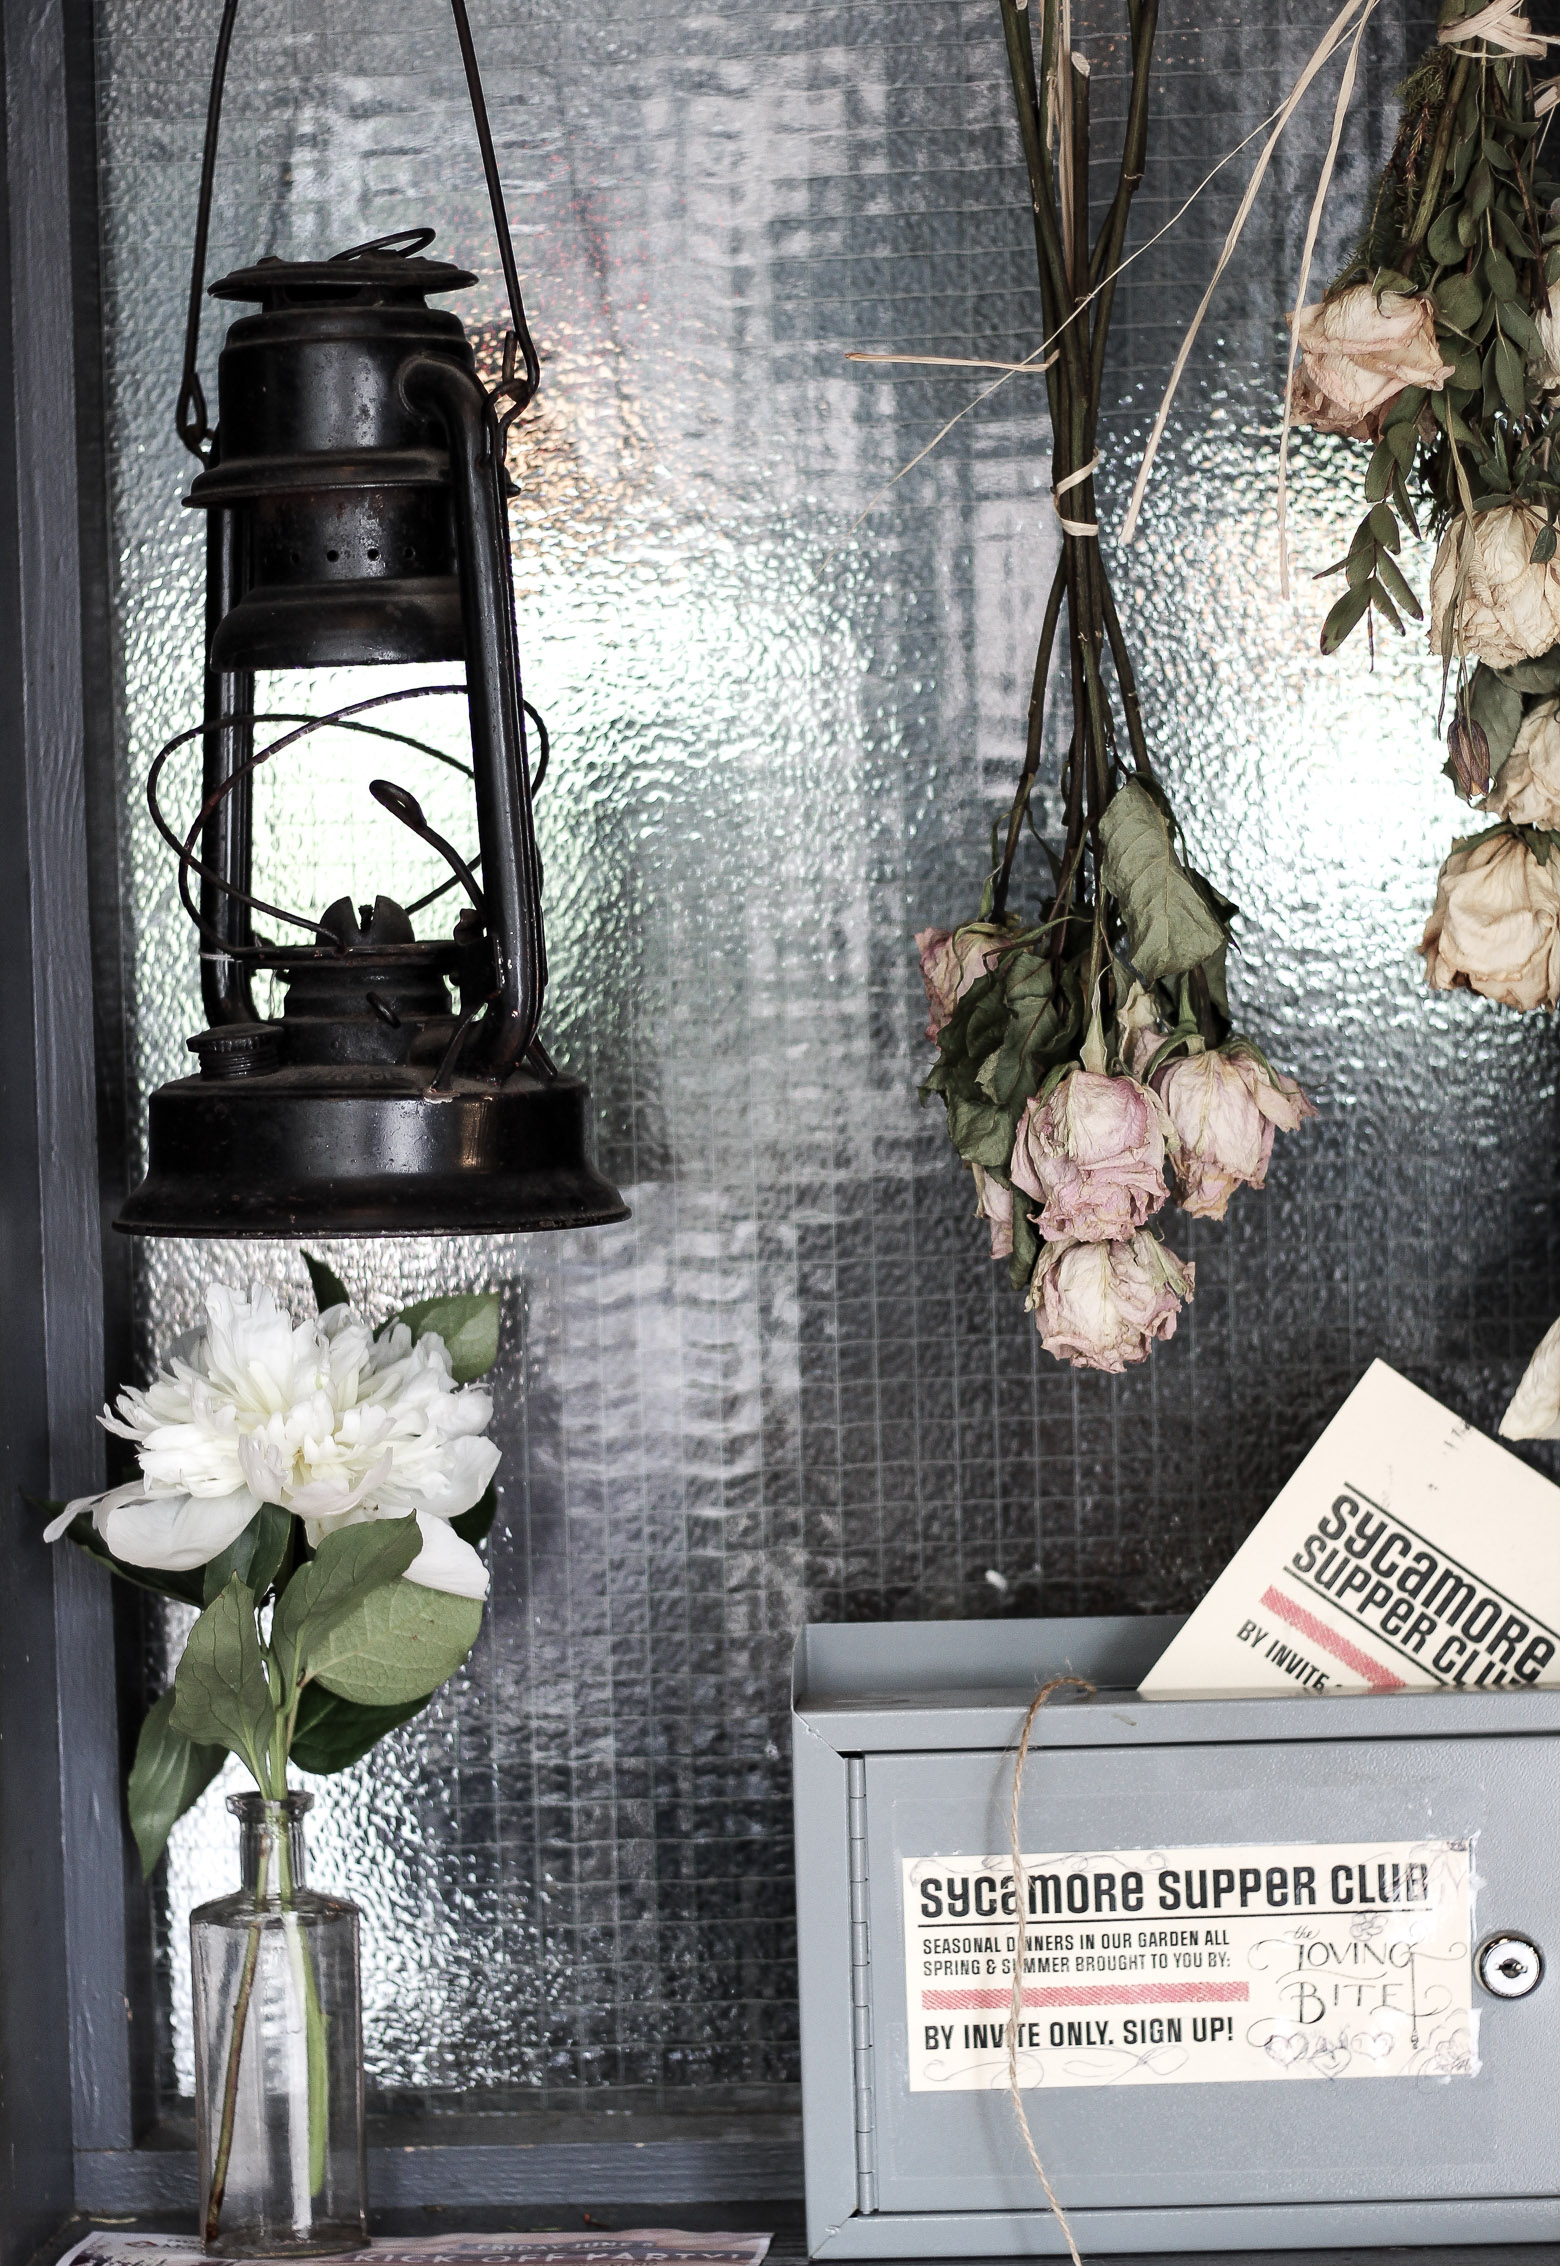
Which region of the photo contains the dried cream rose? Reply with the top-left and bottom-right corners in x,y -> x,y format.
970,1164 -> 1014,1261
1420,829 -> 1560,1010
1500,1313 -> 1560,1439
1153,1048 -> 1317,1221
1288,286 -> 1454,441
1429,505 -> 1560,670
1026,1233 -> 1194,1373
914,923 -> 1011,1040
1008,1067 -> 1173,1244
1485,699 -> 1560,829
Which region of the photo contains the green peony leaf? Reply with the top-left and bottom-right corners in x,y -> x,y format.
201,1502 -> 292,1607
248,1501 -> 294,1601
271,1515 -> 422,1695
451,1479 -> 498,1549
289,1682 -> 430,1775
310,1580 -> 483,1708
170,1578 -> 276,1786
385,1292 -> 500,1383
301,1251 -> 351,1314
127,1689 -> 226,1880
48,1506 -> 206,1607
1099,779 -> 1228,982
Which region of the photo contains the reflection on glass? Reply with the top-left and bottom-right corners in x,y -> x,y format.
97,0 -> 1559,2113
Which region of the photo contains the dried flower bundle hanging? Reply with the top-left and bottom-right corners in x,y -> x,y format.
1286,0 -> 1560,1006
915,0 -> 1316,1375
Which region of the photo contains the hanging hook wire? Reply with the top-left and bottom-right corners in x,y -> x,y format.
175,0 -> 541,462
176,0 -> 242,460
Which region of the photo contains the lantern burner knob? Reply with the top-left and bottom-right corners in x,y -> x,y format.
188,1025 -> 284,1081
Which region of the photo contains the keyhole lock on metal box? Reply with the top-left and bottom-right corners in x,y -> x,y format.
791,1616 -> 1560,2257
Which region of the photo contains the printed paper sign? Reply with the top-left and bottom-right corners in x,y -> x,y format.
1140,1360 -> 1560,1699
902,1839 -> 1475,2091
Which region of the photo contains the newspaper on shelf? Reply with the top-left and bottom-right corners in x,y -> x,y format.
57,2236 -> 772,2266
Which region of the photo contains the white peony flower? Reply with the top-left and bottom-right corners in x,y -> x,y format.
44,1283 -> 496,1598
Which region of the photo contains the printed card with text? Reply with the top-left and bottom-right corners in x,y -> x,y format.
1140,1360 -> 1560,1698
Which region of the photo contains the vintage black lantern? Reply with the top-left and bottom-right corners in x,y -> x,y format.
117,0 -> 628,1239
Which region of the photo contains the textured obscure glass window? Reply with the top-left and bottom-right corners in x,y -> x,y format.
93,0 -> 1560,2115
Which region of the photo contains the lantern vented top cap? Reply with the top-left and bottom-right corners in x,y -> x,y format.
211,229 -> 477,308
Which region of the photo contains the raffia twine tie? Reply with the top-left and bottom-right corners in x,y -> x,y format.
1437,0 -> 1555,59
1054,455 -> 1100,539
1006,1673 -> 1097,2266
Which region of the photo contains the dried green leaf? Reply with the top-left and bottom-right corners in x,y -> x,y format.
1495,329 -> 1526,418
1098,780 -> 1226,984
1434,270 -> 1483,332
1485,242 -> 1519,302
1423,206 -> 1460,262
1373,548 -> 1423,619
1321,582 -> 1372,653
1469,663 -> 1523,770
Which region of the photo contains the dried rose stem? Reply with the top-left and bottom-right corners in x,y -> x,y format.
991,0 -> 1158,954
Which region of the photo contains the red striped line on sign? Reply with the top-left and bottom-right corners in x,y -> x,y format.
1260,1584 -> 1405,1691
921,1981 -> 1249,2011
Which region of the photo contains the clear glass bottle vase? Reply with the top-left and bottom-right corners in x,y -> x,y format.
191,1792 -> 368,2256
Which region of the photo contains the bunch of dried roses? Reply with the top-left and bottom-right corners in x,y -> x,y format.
1291,0 -> 1560,1008
915,0 -> 1315,1374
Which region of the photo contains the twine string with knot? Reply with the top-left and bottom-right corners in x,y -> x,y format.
1005,1673 -> 1096,2266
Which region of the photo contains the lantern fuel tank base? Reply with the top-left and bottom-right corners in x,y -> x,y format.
115,1060 -> 630,1238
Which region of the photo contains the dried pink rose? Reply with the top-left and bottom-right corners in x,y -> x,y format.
1288,286 -> 1453,441
914,923 -> 1011,1040
1027,1234 -> 1194,1373
1152,1048 -> 1317,1221
970,1165 -> 1014,1261
1008,1067 -> 1173,1243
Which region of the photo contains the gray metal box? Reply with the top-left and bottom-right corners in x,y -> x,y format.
792,1614 -> 1560,2257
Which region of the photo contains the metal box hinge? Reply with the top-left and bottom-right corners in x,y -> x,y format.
847,1753 -> 876,2213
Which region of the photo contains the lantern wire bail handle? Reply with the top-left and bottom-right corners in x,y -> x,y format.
175,0 -> 542,467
